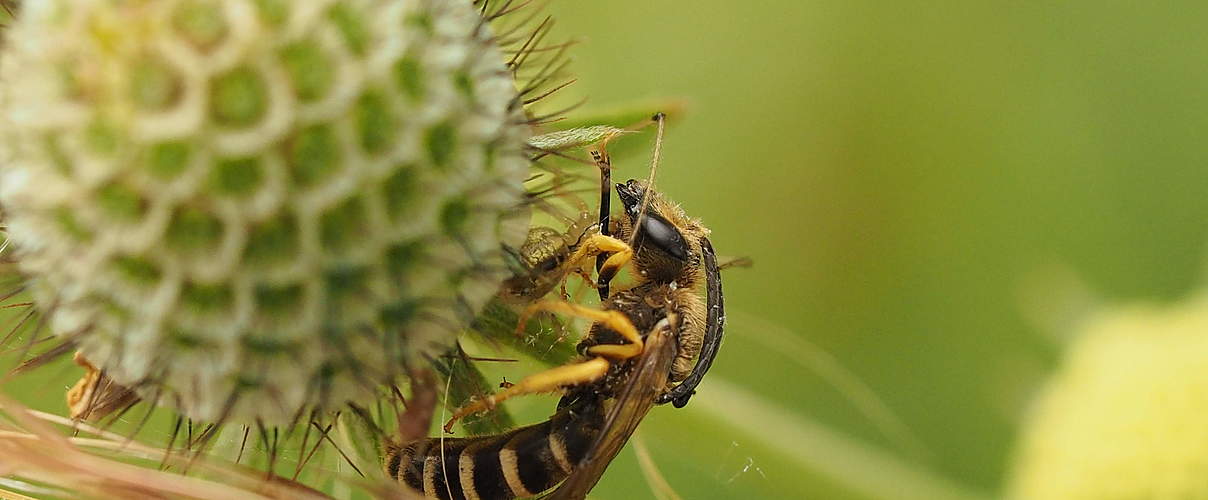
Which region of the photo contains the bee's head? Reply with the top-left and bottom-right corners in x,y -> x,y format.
616,179 -> 709,284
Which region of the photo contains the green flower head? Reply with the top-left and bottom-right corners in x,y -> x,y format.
0,0 -> 531,424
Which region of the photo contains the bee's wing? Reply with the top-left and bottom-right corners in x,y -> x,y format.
548,318 -> 677,500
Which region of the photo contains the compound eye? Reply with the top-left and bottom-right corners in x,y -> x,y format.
537,256 -> 560,272
641,214 -> 689,261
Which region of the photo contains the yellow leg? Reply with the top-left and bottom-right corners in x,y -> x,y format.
460,301 -> 647,433
586,343 -> 642,358
444,357 -> 610,433
514,301 -> 645,356
561,233 -> 633,289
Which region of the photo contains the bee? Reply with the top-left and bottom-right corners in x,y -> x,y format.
384,114 -> 726,499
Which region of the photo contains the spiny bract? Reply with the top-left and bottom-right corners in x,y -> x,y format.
1009,294 -> 1208,500
0,0 -> 530,423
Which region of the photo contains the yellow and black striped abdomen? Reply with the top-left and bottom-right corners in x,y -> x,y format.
386,401 -> 605,500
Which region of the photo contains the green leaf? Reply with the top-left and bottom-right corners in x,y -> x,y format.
527,125 -> 630,152
542,98 -> 688,160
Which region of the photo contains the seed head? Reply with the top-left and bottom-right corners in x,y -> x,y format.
0,0 -> 531,423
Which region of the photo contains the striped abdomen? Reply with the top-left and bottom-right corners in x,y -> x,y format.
386,401 -> 605,500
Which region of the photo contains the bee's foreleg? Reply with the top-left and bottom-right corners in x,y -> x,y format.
563,234 -> 633,290
591,148 -> 614,300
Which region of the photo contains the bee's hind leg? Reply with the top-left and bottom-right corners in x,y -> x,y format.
442,356 -> 611,433
443,301 -> 647,433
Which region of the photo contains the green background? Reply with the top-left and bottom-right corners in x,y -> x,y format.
538,1 -> 1208,499
4,2 -> 1208,499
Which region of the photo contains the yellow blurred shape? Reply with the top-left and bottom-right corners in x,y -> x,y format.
1010,294 -> 1208,499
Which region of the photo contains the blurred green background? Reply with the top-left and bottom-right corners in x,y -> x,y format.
536,1 -> 1208,499
5,2 -> 1208,499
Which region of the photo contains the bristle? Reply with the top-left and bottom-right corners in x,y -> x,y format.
0,0 -> 536,438
292,420 -> 323,480
0,1 -> 608,497
235,425 -> 251,465
311,419 -> 366,478
484,2 -> 578,121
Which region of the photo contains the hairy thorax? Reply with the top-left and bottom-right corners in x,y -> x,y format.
577,281 -> 706,399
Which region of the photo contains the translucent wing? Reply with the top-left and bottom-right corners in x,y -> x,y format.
548,318 -> 677,499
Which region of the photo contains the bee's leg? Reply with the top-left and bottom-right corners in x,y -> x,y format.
443,357 -> 611,433
591,112 -> 667,299
447,299 -> 647,432
445,300 -> 653,434
590,149 -> 613,300
561,234 -> 632,290
515,300 -> 645,359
